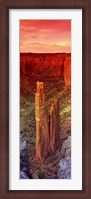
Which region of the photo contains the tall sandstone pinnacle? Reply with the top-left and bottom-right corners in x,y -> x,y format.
49,99 -> 60,153
35,82 -> 50,160
64,56 -> 71,87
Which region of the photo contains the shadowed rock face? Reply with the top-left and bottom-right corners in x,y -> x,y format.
20,138 -> 32,179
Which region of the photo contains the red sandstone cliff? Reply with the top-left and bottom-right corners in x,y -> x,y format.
20,53 -> 71,77
20,53 -> 71,99
64,56 -> 71,87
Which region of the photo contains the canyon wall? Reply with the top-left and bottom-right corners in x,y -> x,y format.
20,53 -> 71,101
64,56 -> 71,87
20,53 -> 71,78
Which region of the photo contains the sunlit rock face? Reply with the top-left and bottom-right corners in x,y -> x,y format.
58,136 -> 71,179
64,55 -> 71,87
35,82 -> 61,160
35,82 -> 50,160
49,99 -> 60,153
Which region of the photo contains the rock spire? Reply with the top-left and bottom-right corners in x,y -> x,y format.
49,99 -> 60,153
35,81 -> 60,160
35,81 -> 50,160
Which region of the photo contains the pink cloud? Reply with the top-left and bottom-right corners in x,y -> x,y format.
20,20 -> 71,53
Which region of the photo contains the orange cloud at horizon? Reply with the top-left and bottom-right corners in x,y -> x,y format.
20,20 -> 71,53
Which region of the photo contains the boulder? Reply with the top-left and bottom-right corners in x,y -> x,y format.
58,136 -> 71,179
20,171 -> 29,179
20,138 -> 32,179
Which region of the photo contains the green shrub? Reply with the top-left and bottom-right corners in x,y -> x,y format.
38,171 -> 45,179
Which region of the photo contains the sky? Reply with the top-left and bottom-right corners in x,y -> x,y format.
20,20 -> 71,53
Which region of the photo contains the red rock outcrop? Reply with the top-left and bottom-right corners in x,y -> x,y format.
35,82 -> 50,160
49,99 -> 60,153
64,55 -> 71,87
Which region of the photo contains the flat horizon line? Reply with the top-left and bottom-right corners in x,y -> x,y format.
20,52 -> 71,54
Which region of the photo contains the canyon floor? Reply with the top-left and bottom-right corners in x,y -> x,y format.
20,77 -> 71,179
